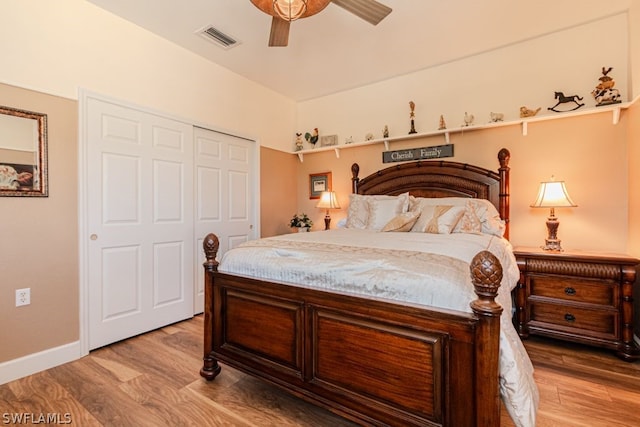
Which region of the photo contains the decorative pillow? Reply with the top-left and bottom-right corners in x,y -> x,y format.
409,196 -> 506,237
381,211 -> 421,232
453,200 -> 483,234
366,193 -> 410,231
410,205 -> 465,234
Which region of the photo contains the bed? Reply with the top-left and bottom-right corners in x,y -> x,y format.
200,148 -> 538,426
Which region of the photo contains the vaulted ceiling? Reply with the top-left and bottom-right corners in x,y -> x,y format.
86,0 -> 631,101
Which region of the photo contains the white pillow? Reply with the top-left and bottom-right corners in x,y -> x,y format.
366,193 -> 409,231
410,205 -> 465,233
346,193 -> 409,230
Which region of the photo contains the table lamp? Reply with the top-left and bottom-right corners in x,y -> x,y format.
530,177 -> 577,251
316,191 -> 341,230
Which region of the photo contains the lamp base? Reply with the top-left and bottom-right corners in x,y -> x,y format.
324,213 -> 331,230
542,214 -> 563,251
541,238 -> 563,252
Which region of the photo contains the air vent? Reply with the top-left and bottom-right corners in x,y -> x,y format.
198,25 -> 239,49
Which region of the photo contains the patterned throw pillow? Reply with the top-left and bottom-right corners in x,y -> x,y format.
381,211 -> 421,232
410,204 -> 465,234
453,200 -> 483,234
345,194 -> 370,229
409,196 -> 506,237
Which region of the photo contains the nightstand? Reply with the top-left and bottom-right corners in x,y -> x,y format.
513,247 -> 640,361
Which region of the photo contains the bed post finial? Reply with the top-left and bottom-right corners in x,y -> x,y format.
203,233 -> 220,272
469,250 -> 503,426
351,163 -> 360,193
498,148 -> 510,168
201,233 -> 221,381
470,250 -> 503,307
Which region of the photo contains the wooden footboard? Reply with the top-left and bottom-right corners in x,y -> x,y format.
200,234 -> 503,427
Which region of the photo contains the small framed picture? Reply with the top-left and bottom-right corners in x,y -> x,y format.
320,135 -> 338,147
309,172 -> 331,199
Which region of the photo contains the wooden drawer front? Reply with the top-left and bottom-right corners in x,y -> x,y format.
530,301 -> 618,337
529,275 -> 616,307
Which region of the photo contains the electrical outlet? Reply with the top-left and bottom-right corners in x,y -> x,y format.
15,288 -> 30,307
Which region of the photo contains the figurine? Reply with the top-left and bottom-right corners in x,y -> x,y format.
365,133 -> 374,141
548,91 -> 584,112
295,133 -> 304,151
345,136 -> 354,144
438,115 -> 447,130
304,128 -> 319,148
489,112 -> 504,122
462,112 -> 474,127
383,125 -> 389,138
592,67 -> 621,106
520,106 -> 541,118
408,101 -> 417,134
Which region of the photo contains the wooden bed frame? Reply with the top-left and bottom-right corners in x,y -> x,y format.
201,148 -> 511,426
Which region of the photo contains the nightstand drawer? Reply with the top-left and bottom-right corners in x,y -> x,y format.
529,275 -> 617,307
530,301 -> 618,337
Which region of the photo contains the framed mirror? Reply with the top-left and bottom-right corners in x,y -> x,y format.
0,105 -> 48,197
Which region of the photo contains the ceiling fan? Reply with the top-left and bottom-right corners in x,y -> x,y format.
250,0 -> 392,47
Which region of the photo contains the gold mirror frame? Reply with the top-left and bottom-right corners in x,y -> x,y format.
0,105 -> 48,197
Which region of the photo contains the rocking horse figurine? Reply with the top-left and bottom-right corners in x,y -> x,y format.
548,91 -> 585,112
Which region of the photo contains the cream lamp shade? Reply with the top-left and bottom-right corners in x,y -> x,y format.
316,191 -> 341,230
530,178 -> 577,251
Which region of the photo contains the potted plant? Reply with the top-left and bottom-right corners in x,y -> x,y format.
289,213 -> 313,232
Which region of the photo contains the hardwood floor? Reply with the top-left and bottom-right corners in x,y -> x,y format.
1,315 -> 639,426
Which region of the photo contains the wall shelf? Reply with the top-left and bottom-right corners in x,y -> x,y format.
293,101 -> 631,162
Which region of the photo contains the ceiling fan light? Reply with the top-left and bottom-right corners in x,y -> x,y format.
273,0 -> 307,21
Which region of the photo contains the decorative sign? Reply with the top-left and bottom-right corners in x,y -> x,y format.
382,144 -> 454,163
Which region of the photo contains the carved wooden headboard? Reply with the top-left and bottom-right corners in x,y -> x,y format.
351,148 -> 511,239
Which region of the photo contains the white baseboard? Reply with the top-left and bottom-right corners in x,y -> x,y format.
0,341 -> 82,385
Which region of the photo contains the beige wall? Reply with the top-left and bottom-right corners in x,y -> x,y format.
260,147 -> 299,237
0,83 -> 78,362
296,12 -> 629,153
630,1 -> 640,97
0,0 -> 295,151
628,2 -> 640,257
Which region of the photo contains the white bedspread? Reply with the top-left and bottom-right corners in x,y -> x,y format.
219,229 -> 539,427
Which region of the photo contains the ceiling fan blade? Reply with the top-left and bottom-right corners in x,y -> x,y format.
331,0 -> 392,25
269,17 -> 290,47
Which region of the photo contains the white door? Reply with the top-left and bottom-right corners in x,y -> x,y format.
86,97 -> 194,349
193,126 -> 257,313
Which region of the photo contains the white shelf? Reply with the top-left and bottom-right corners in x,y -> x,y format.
293,102 -> 631,162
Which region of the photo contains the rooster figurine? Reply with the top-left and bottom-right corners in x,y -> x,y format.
305,128 -> 319,148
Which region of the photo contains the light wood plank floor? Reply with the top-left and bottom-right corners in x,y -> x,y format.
1,315 -> 639,426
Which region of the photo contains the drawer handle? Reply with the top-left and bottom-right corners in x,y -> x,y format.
564,287 -> 576,296
564,313 -> 576,322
